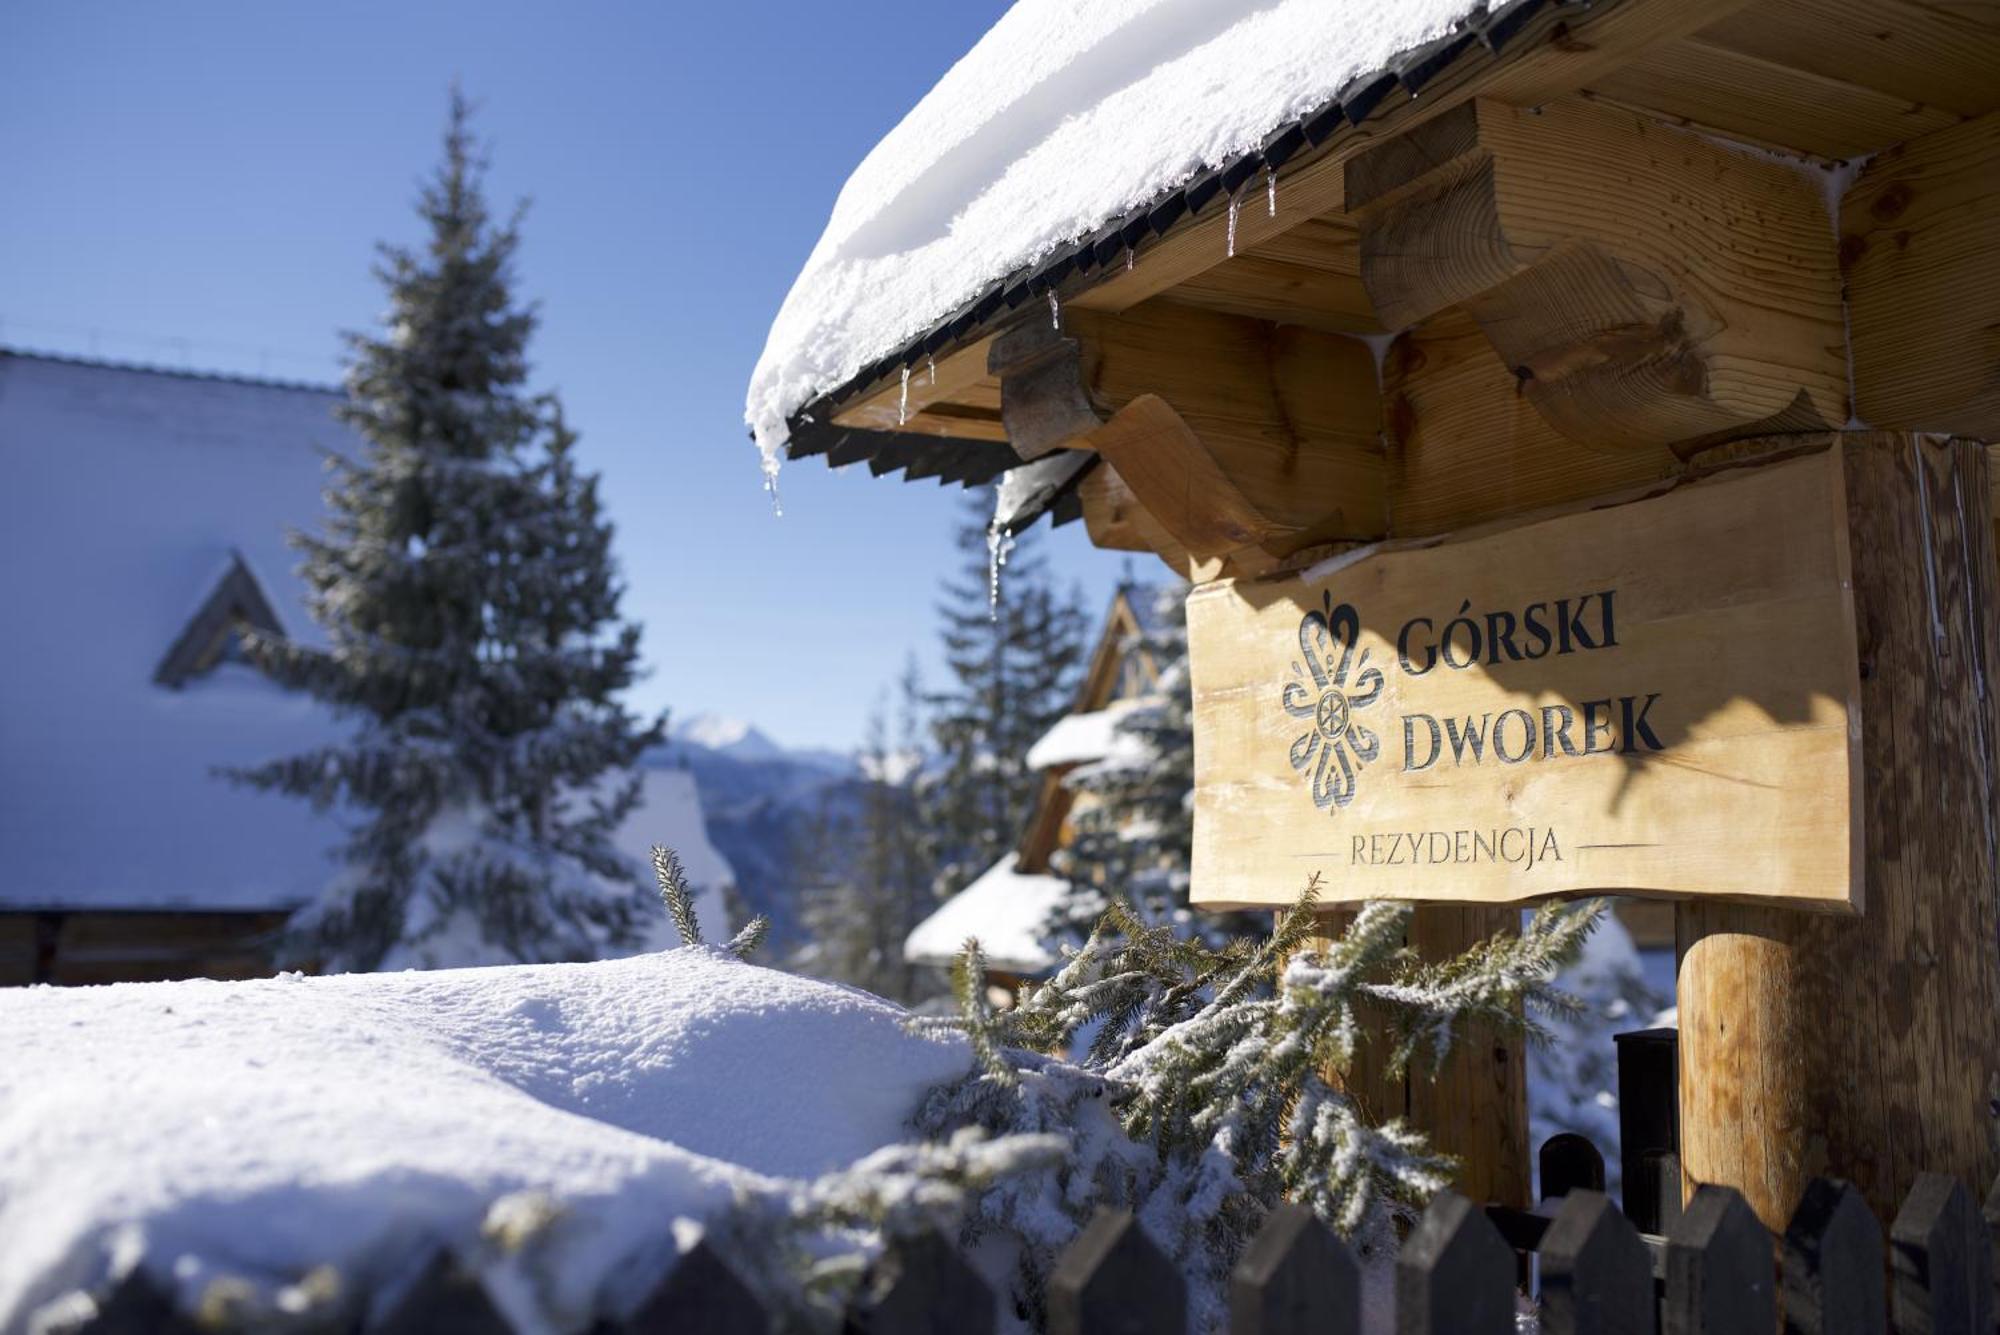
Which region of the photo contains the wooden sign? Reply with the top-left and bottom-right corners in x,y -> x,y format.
1188,450 -> 1862,912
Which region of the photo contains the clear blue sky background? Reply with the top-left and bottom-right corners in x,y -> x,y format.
2,2 -> 1131,750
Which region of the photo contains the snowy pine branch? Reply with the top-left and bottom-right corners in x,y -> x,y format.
722,914 -> 771,962
652,845 -> 703,947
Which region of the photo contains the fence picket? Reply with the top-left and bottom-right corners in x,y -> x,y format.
625,1239 -> 773,1335
1542,1134 -> 1609,1201
1983,1174 -> 2000,1329
1781,1177 -> 1884,1335
1890,1173 -> 1993,1335
374,1253 -> 509,1335
1230,1201 -> 1358,1335
854,1228 -> 996,1335
1398,1189 -> 1516,1335
1665,1185 -> 1774,1335
1540,1189 -> 1654,1335
1047,1208 -> 1185,1335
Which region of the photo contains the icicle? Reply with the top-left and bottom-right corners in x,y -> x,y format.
1266,166 -> 1277,217
898,365 -> 910,426
763,468 -> 784,519
1124,246 -> 1136,273
1226,193 -> 1241,257
1047,290 -> 1061,330
986,523 -> 1017,618
927,355 -> 937,387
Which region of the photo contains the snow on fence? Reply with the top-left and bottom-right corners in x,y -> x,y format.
67,1160 -> 1999,1334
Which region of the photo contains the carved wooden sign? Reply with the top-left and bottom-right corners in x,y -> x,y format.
1187,450 -> 1862,912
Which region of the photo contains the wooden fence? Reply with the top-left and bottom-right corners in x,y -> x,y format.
71,1027 -> 2000,1334
80,1163 -> 2000,1334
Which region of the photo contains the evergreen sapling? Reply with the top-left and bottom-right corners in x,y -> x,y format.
231,93 -> 661,970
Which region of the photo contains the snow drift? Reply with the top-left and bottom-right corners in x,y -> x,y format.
744,0 -> 1486,468
0,951 -> 972,1330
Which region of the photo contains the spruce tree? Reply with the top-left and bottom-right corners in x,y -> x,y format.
791,672 -> 937,1002
922,489 -> 1088,898
233,93 -> 661,970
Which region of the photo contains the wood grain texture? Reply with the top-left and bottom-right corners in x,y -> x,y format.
1066,302 -> 1386,543
1349,97 -> 1847,452
1384,307 -> 1678,539
1676,434 -> 2000,1235
1189,447 -> 1861,911
1841,109 -> 2000,439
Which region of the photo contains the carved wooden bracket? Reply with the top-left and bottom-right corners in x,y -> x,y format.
1347,98 -> 1846,454
1075,395 -> 1298,580
988,320 -> 1104,460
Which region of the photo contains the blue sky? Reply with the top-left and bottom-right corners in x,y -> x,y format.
2,2 -> 1130,750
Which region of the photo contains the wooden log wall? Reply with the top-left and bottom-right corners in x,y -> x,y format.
1677,434 -> 2000,1232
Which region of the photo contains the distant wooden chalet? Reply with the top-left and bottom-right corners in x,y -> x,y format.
904,585 -> 1162,988
0,349 -> 734,984
756,1 -> 2000,1232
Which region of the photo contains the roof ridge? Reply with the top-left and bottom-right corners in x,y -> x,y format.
0,344 -> 342,397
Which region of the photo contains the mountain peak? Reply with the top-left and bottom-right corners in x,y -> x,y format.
673,713 -> 785,761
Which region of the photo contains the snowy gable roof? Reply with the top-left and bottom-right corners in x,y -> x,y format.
904,853 -> 1068,975
0,351 -> 359,912
746,0 -> 1539,469
1025,699 -> 1149,773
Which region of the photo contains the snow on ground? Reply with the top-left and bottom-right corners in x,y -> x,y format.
745,0 -> 1484,466
904,853 -> 1069,974
0,950 -> 972,1330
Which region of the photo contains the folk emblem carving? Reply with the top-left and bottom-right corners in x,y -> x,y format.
1282,594 -> 1384,812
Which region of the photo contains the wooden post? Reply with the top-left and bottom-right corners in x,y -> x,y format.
1676,434 -> 2000,1231
1308,906 -> 1530,1209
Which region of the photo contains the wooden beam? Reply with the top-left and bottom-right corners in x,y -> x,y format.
1074,396 -> 1289,579
1076,458 -> 1195,579
1584,33 -> 1967,160
1841,108 -> 2000,439
1069,0 -> 1756,319
1384,307 -> 1678,538
832,335 -> 996,435
1066,302 -> 1385,542
1676,434 -> 2000,1233
1347,97 -> 1847,453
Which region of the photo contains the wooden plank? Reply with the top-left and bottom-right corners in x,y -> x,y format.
1067,302 -> 1385,544
1841,109 -> 2000,439
1047,1209 -> 1185,1335
1695,0 -> 2000,123
1187,447 -> 1861,911
1664,1186 -> 1775,1335
1586,34 -> 1964,159
1230,1203 -> 1359,1335
832,335 -> 997,435
1070,0 -> 1758,320
1676,436 -> 2000,1235
1397,1191 -> 1516,1335
1163,258 -> 1382,336
1384,308 -> 1677,539
1782,1177 -> 1886,1335
1539,1191 -> 1654,1335
1348,97 -> 1847,451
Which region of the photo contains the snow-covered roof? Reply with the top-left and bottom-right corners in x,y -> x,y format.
0,351 -> 734,930
0,948 -> 971,1327
904,852 -> 1068,975
745,0 -> 1501,468
1025,699 -> 1148,773
0,352 -> 358,912
611,767 -> 736,948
